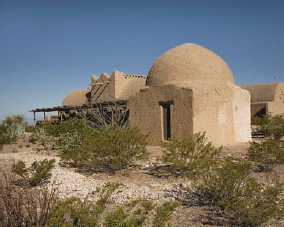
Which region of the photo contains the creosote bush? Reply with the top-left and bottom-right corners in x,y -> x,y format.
81,126 -> 149,173
46,182 -> 122,227
252,114 -> 284,139
161,132 -> 222,179
103,199 -> 179,227
12,159 -> 55,186
195,157 -> 284,226
248,139 -> 284,172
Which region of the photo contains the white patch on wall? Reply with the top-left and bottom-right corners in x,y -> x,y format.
218,103 -> 227,125
233,87 -> 251,142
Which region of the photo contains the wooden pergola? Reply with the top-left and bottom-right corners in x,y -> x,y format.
29,99 -> 129,126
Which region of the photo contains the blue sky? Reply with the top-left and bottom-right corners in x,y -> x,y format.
0,0 -> 283,124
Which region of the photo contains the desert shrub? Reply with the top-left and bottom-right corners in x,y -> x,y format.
252,114 -> 284,139
46,182 -> 121,227
0,124 -> 13,147
59,132 -> 85,166
80,126 -> 148,172
247,140 -> 284,171
12,159 -> 55,186
195,157 -> 284,226
1,169 -> 58,227
38,117 -> 92,138
30,127 -> 59,150
160,132 -> 222,179
153,201 -> 180,227
25,125 -> 34,133
59,132 -> 84,150
251,115 -> 269,126
85,104 -> 130,133
104,199 -> 178,227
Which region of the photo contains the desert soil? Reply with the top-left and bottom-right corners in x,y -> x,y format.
1,134 -> 284,226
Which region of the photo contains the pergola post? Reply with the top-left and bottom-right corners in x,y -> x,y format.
33,111 -> 36,127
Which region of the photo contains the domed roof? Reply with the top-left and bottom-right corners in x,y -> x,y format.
62,89 -> 90,106
146,43 -> 234,87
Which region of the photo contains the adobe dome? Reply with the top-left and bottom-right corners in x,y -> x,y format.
146,43 -> 234,86
62,89 -> 90,106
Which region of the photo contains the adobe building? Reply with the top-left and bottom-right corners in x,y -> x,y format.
129,43 -> 251,146
31,71 -> 146,122
241,82 -> 284,117
31,43 -> 252,146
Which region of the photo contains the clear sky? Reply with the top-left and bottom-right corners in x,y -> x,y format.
0,0 -> 283,124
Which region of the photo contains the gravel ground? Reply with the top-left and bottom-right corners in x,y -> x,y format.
1,138 -> 284,226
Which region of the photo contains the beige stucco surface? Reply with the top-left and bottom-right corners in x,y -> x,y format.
241,82 -> 284,116
90,71 -> 146,103
62,89 -> 90,106
131,43 -> 251,146
130,85 -> 193,145
60,43 -> 252,146
233,86 -> 251,143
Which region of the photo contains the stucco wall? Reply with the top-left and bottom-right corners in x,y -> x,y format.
233,86 -> 251,143
191,84 -> 235,146
267,83 -> 284,115
129,85 -> 193,145
242,82 -> 284,116
90,71 -> 146,103
91,73 -> 114,103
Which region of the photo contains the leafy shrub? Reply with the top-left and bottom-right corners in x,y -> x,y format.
104,199 -> 178,227
38,117 -> 92,138
160,132 -> 222,179
252,114 -> 284,139
195,157 -> 284,226
0,124 -> 13,147
47,182 -> 121,227
12,159 -> 55,186
59,132 -> 84,151
153,201 -> 180,227
1,169 -> 58,227
247,140 -> 284,171
79,126 -> 148,172
30,127 -> 59,150
25,125 -> 35,133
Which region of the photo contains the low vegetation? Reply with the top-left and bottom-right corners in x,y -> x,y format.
12,159 -> 55,186
2,110 -> 284,226
81,126 -> 148,173
33,111 -> 149,173
0,169 -> 59,227
160,132 -> 222,179
195,157 -> 284,226
247,139 -> 284,171
252,113 -> 284,139
0,114 -> 26,150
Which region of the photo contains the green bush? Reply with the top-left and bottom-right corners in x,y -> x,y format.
38,117 -> 92,138
104,199 -> 179,227
46,182 -> 121,227
0,124 -> 13,147
195,157 -> 284,226
160,132 -> 222,179
12,159 -> 55,186
78,126 -> 148,173
252,114 -> 284,139
247,140 -> 284,171
153,201 -> 180,227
